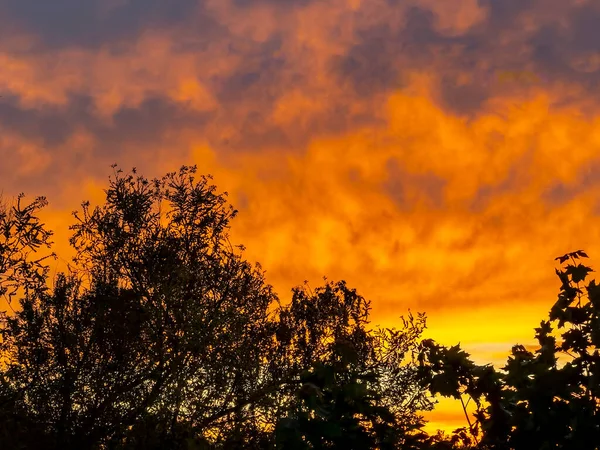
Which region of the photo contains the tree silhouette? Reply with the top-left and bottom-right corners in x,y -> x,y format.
271,283 -> 433,449
0,193 -> 54,303
1,167 -> 280,449
0,166 -> 435,450
418,250 -> 600,449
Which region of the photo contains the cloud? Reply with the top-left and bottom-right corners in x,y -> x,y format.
0,0 -> 208,50
1,0 -> 598,317
0,93 -> 214,204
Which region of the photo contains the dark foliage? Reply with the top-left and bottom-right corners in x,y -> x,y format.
418,250 -> 600,449
0,167 -> 435,450
0,193 -> 54,303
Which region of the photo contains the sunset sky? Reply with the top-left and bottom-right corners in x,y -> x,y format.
2,0 -> 600,432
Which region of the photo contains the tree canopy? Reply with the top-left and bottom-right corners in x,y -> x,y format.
1,166 -> 599,450
418,250 -> 600,449
0,167 -> 434,450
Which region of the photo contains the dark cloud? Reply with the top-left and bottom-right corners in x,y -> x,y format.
334,7 -> 450,98
0,94 -> 213,202
213,104 -> 384,152
111,97 -> 213,141
528,5 -> 600,78
0,94 -> 74,146
0,0 -> 219,50
232,0 -> 313,7
567,5 -> 600,53
401,6 -> 445,47
481,0 -> 534,29
333,6 -> 498,116
383,158 -> 447,210
214,35 -> 286,104
217,110 -> 293,151
334,32 -> 403,97
333,0 -> 600,116
0,94 -> 213,148
437,75 -> 492,118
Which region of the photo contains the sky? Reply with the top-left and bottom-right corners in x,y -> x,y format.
2,0 -> 600,433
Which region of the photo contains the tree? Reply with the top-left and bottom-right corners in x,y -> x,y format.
0,166 -> 436,450
272,282 -> 433,449
0,193 -> 54,303
0,194 -> 56,449
418,250 -> 600,449
1,166 -> 279,449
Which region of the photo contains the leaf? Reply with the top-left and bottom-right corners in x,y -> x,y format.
586,280 -> 600,308
566,263 -> 593,284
